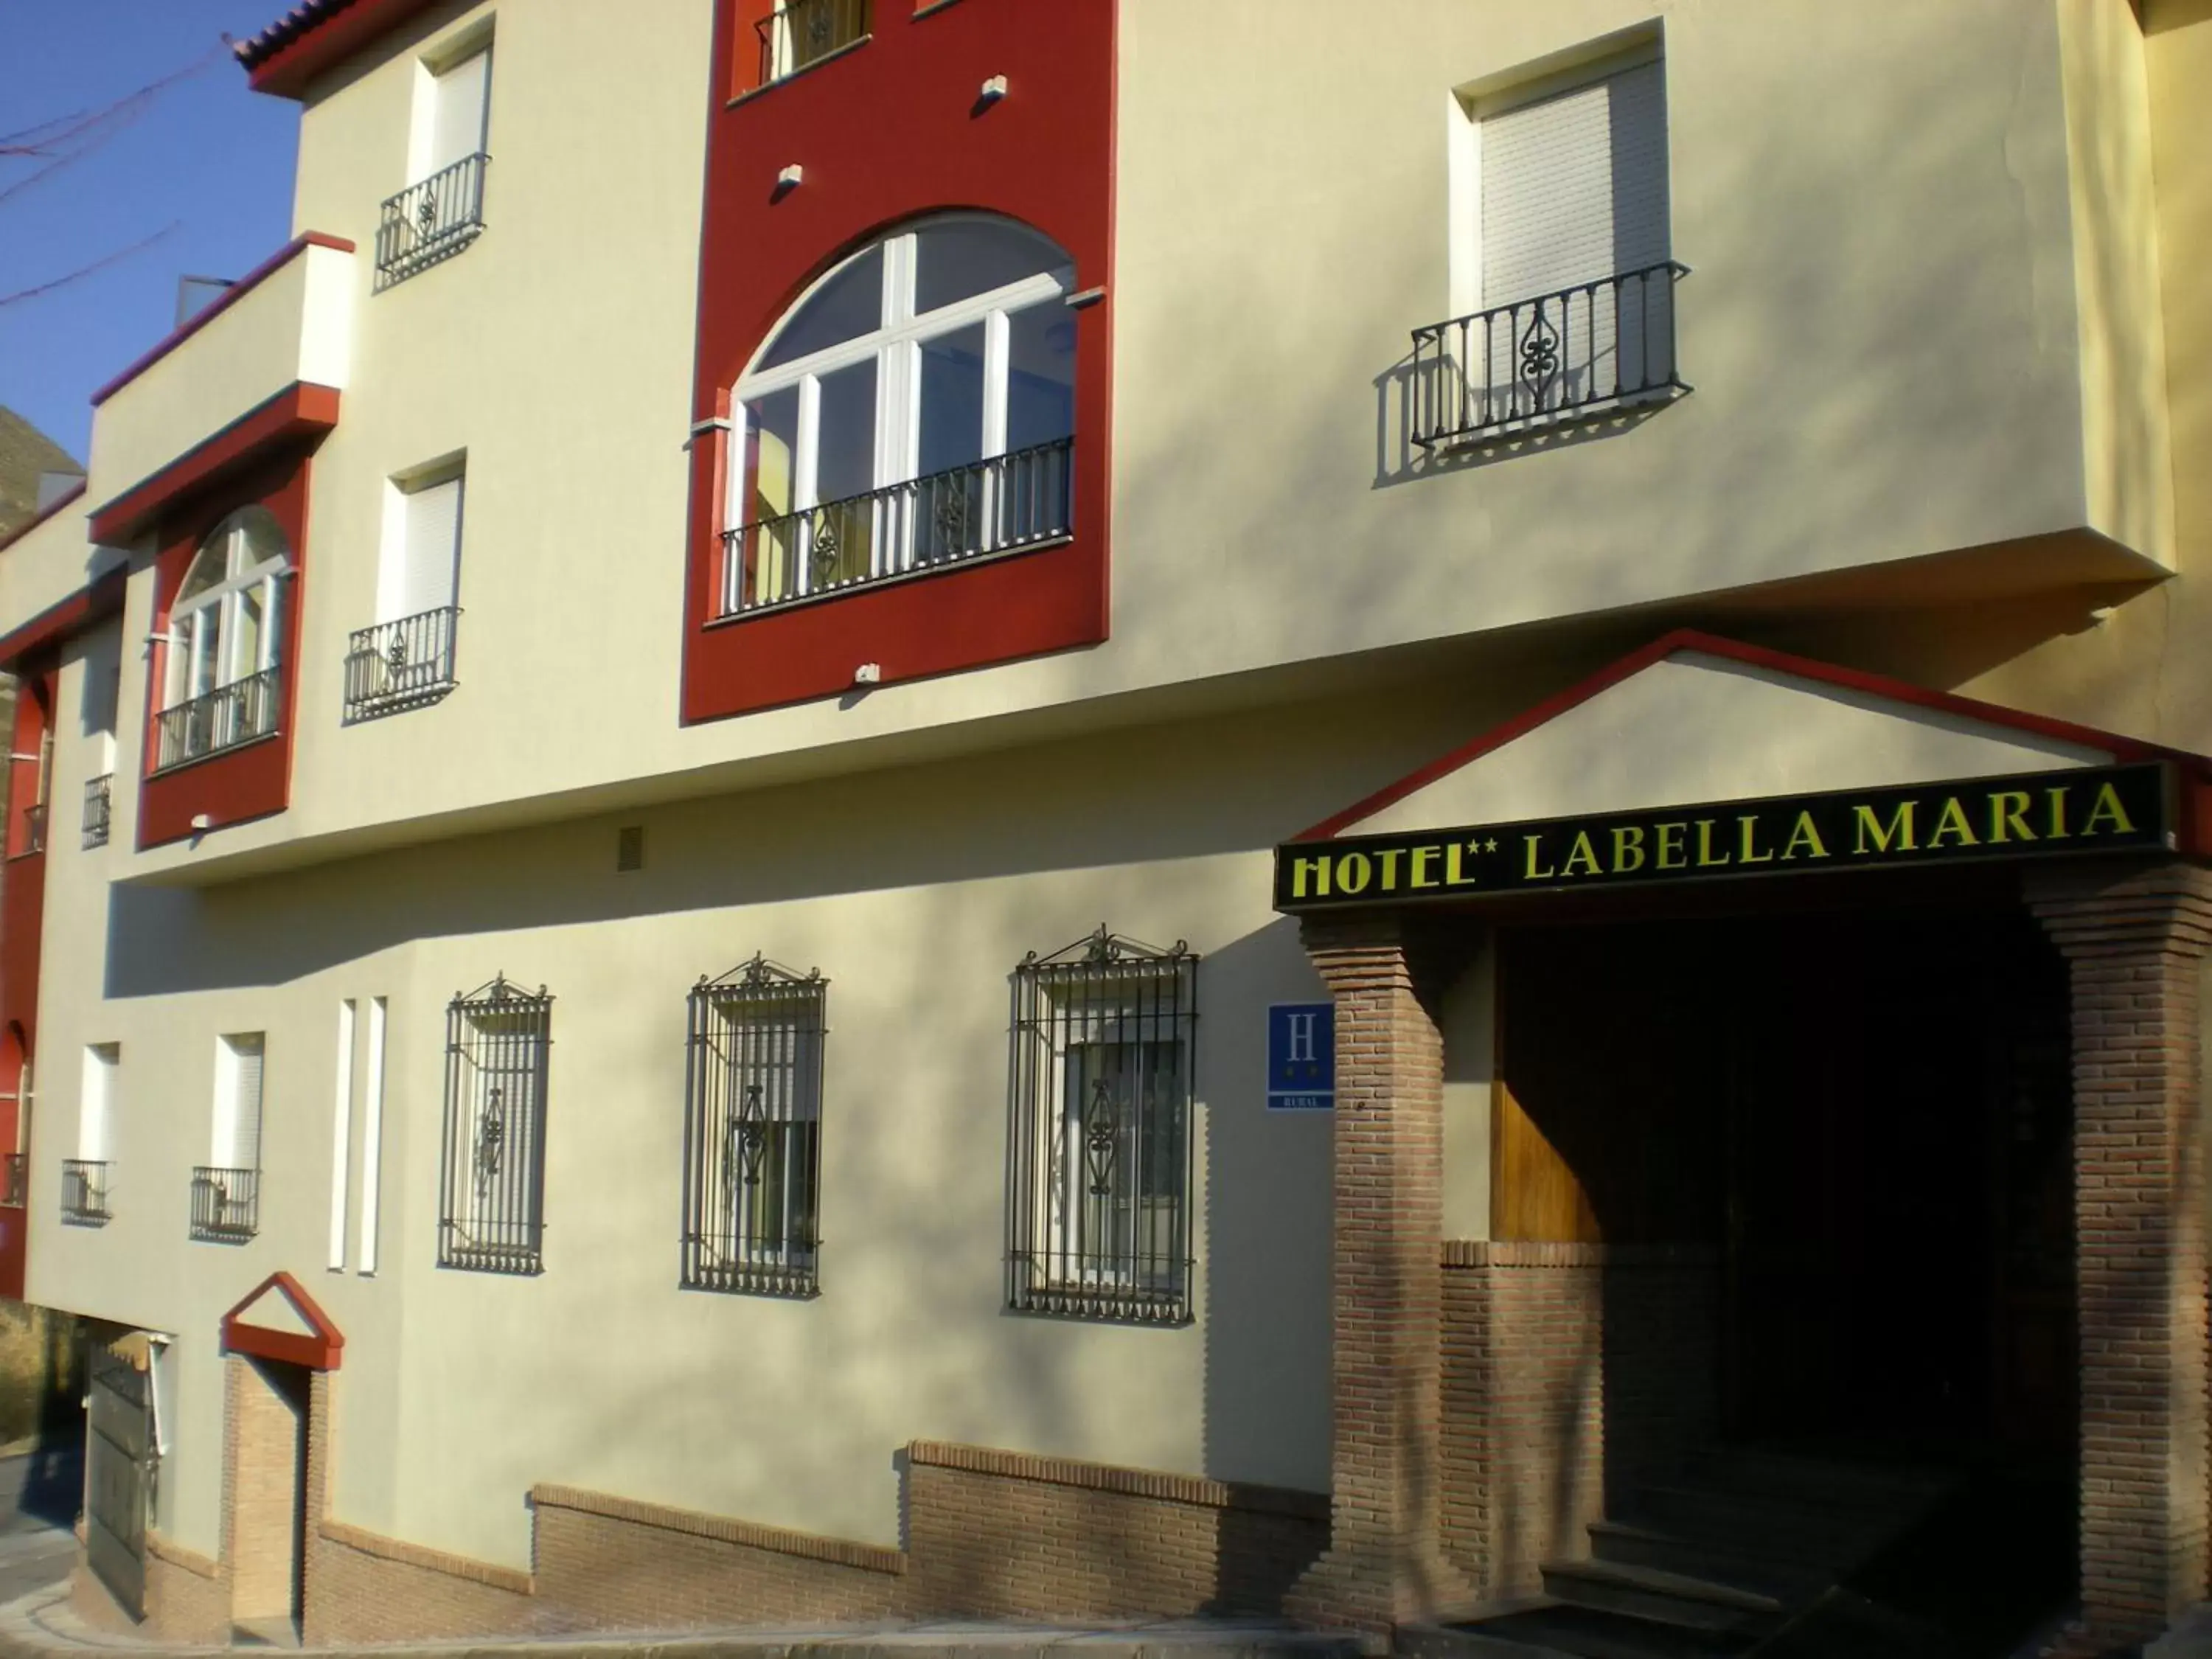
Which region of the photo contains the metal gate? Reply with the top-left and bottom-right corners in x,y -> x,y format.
86,1344 -> 152,1618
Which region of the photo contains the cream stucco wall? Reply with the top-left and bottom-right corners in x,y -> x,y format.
44,0 -> 2171,891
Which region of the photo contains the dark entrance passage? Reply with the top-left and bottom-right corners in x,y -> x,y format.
1497,894 -> 2076,1458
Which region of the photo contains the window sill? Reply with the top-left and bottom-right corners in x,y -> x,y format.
708,532 -> 1074,629
146,727 -> 282,781
727,35 -> 872,108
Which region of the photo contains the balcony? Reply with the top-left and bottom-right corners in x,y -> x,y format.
86,236 -> 353,535
15,804 -> 44,859
189,1166 -> 258,1242
60,1160 -> 110,1226
719,437 -> 1074,618
81,774 -> 110,849
152,669 -> 279,773
1410,261 -> 1689,450
756,0 -> 870,88
376,154 -> 489,291
0,1155 -> 23,1209
343,608 -> 459,722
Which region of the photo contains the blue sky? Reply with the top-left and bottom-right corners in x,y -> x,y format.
0,1 -> 300,467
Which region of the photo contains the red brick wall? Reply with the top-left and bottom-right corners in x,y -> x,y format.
1439,1242 -> 1718,1601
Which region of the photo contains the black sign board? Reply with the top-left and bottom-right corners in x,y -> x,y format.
1274,762 -> 2172,912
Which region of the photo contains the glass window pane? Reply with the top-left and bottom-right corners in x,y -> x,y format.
1005,300 -> 1077,451
230,585 -> 265,683
813,357 -> 877,503
192,612 -> 220,698
757,246 -> 884,370
917,323 -> 986,477
914,220 -> 1065,315
178,545 -> 229,604
740,386 -> 801,524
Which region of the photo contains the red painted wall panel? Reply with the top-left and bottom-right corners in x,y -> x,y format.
137,451 -> 315,849
0,674 -> 54,1301
684,0 -> 1117,722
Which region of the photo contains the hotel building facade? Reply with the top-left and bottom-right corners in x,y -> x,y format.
0,0 -> 2208,1651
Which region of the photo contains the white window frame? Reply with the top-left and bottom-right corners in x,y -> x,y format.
79,1043 -> 119,1162
210,1032 -> 265,1174
162,512 -> 288,714
724,215 -> 1075,607
407,32 -> 494,187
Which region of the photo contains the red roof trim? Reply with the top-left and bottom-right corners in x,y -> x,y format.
88,381 -> 341,545
221,1270 -> 345,1371
0,567 -> 127,673
90,233 -> 355,408
0,479 -> 86,557
1298,628 -> 2212,842
240,0 -> 442,100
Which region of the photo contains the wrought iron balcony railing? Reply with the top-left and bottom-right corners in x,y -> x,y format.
376,153 -> 489,291
720,437 -> 1074,618
1410,260 -> 1690,449
189,1166 -> 258,1242
0,1155 -> 24,1209
82,774 -> 111,849
344,607 -> 459,721
757,0 -> 869,86
61,1159 -> 110,1225
153,669 -> 279,773
17,804 -> 44,858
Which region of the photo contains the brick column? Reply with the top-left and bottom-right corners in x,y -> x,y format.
1286,911 -> 1475,1634
2029,860 -> 2212,1646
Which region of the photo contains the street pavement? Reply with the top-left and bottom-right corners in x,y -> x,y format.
0,1441 -> 78,1608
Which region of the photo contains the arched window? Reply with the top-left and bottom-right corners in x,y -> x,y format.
156,508 -> 288,768
723,215 -> 1079,615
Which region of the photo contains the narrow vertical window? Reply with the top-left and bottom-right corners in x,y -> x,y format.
66,1044 -> 117,1224
359,997 -> 387,1275
193,1033 -> 263,1241
379,38 -> 493,288
328,1001 -> 356,1271
1006,928 -> 1198,1324
440,977 -> 551,1273
681,957 -> 826,1297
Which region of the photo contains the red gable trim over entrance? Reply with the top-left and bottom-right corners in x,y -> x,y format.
1299,629 -> 2212,846
221,1270 -> 345,1371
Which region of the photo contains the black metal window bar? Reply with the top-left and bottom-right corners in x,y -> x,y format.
0,1154 -> 24,1209
375,152 -> 489,291
82,774 -> 111,849
344,608 -> 459,721
681,956 -> 826,1298
756,0 -> 869,86
1006,928 -> 1198,1325
61,1159 -> 111,1225
189,1166 -> 258,1241
1410,260 -> 1691,449
152,667 -> 279,773
440,976 -> 552,1274
721,437 -> 1073,618
18,804 -> 44,858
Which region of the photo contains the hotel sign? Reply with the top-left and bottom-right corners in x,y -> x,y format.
1275,763 -> 2173,911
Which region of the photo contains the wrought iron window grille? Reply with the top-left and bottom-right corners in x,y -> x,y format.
375,153 -> 490,291
82,774 -> 111,849
18,804 -> 45,858
681,956 -> 826,1298
719,437 -> 1074,619
343,607 -> 460,722
0,1154 -> 24,1209
1006,927 -> 1198,1326
440,975 -> 552,1274
151,667 -> 279,773
62,1159 -> 111,1225
189,1166 -> 258,1242
1409,260 -> 1691,450
756,0 -> 870,87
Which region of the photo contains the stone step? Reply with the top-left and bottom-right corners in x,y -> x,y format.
1540,1557 -> 1784,1635
1417,1603 -> 1759,1659
1585,1519 -> 1831,1602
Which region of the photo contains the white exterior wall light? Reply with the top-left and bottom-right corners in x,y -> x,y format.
978,74 -> 1007,105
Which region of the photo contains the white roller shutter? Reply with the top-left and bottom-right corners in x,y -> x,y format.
216,1034 -> 264,1171
429,49 -> 491,176
1481,60 -> 1669,307
385,476 -> 463,622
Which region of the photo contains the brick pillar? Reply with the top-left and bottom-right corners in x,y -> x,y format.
1286,911 -> 1475,1634
2029,860 -> 2212,1646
